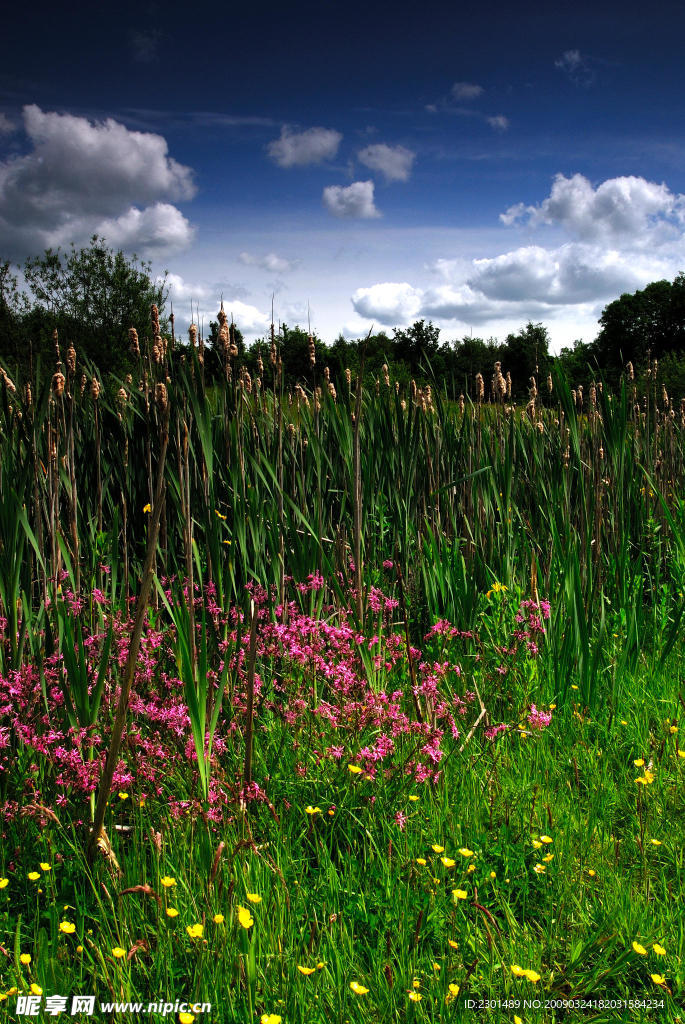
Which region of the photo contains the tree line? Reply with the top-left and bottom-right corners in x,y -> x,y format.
2,238 -> 685,402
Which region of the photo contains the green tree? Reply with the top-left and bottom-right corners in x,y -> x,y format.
501,322 -> 551,399
17,236 -> 169,378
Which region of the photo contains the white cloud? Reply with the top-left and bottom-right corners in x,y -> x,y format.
351,282 -> 423,323
238,251 -> 297,273
501,173 -> 684,246
267,126 -> 342,168
0,105 -> 196,259
161,272 -> 212,303
487,115 -> 510,131
555,50 -> 596,87
322,180 -> 380,219
0,114 -> 15,136
222,300 -> 271,334
451,82 -> 484,101
357,143 -> 415,182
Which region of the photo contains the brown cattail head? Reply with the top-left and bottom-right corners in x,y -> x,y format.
66,346 -> 76,374
91,377 -> 101,401
410,379 -> 417,400
345,367 -> 351,388
129,327 -> 140,357
475,372 -> 485,402
328,380 -> 337,401
626,361 -> 634,380
80,373 -> 87,397
24,381 -> 32,406
150,304 -> 160,333
0,367 -> 16,394
506,371 -> 512,398
155,382 -> 168,412
324,365 -> 330,382
529,376 -> 538,399
52,371 -> 65,397
308,334 -> 315,367
257,352 -> 264,376
493,362 -> 506,401
547,373 -> 553,395
189,324 -> 198,348
459,393 -> 465,414
152,337 -> 163,364
116,387 -> 128,412
270,340 -> 277,366
382,363 -> 390,389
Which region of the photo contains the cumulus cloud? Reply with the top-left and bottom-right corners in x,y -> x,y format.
451,82 -> 484,101
357,143 -> 415,182
322,180 -> 380,219
555,49 -> 596,87
0,114 -> 15,136
350,172 -> 685,333
0,105 -> 196,259
239,251 -> 298,273
487,115 -> 509,131
351,282 -> 423,323
501,173 -> 685,246
222,300 -> 271,334
163,273 -> 212,303
267,126 -> 342,167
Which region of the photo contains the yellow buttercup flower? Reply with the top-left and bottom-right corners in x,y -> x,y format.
653,943 -> 666,955
143,503 -> 152,514
297,966 -> 316,975
634,758 -> 645,767
28,871 -> 40,881
30,985 -> 42,996
112,947 -> 126,958
532,840 -> 543,849
350,981 -> 369,994
651,974 -> 666,985
215,509 -> 227,520
453,888 -> 468,900
650,839 -> 662,846
118,792 -> 129,800
408,991 -> 422,1002
441,857 -> 456,868
160,876 -> 176,888
39,862 -> 51,872
448,939 -> 459,949
237,906 -> 253,929
448,983 -> 460,996
261,1016 -> 282,1024
166,908 -> 179,918
179,1014 -> 195,1024
246,893 -> 262,903
347,764 -> 362,774
416,858 -> 427,865
0,878 -> 8,888
431,844 -> 445,853
186,924 -> 203,939
543,854 -> 554,863
213,914 -> 224,924
511,965 -> 525,976
540,835 -> 553,844
305,806 -> 321,815
20,953 -> 31,965
59,921 -> 76,934
458,847 -> 474,857
533,863 -> 546,873
632,941 -> 647,955
523,969 -> 540,983
408,794 -> 419,801
588,869 -> 596,877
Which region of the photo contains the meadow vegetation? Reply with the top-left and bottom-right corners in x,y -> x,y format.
0,307 -> 684,1023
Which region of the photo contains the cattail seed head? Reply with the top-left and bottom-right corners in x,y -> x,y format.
52,371 -> 65,397
308,334 -> 315,367
155,382 -> 168,411
546,374 -> 553,394
90,377 -> 100,401
475,372 -> 485,402
459,393 -> 465,414
345,367 -> 351,388
189,324 -> 198,348
0,367 -> 16,394
626,361 -> 634,380
129,327 -> 140,357
24,381 -> 31,406
80,373 -> 87,397
66,346 -> 76,374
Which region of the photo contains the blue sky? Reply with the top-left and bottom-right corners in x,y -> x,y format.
2,0 -> 685,350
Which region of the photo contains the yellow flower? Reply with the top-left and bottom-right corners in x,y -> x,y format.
112,947 -> 126,958
59,921 -> 76,934
651,974 -> 666,985
143,503 -> 152,513
523,969 -> 540,983
650,839 -> 662,846
511,965 -> 525,977
408,794 -> 419,801
166,908 -> 179,918
532,840 -> 543,849
20,953 -> 31,965
448,939 -> 459,949
408,991 -> 422,1002
348,764 -> 363,774
458,847 -> 474,857
186,924 -> 203,939
214,509 -> 227,520
632,941 -> 647,955
588,869 -> 596,877
39,862 -> 51,871
28,871 -> 40,881
533,863 -> 546,873
246,893 -> 262,903
448,983 -> 460,996
213,914 -> 224,924
542,854 -> 554,862
237,906 -> 254,929
653,943 -> 666,955
670,725 -> 678,734
489,871 -> 496,879
76,945 -> 83,953
515,1017 -> 523,1024
467,863 -> 476,873
317,962 -> 325,969
30,984 -> 42,996
0,878 -> 8,888
540,835 -> 553,844
644,769 -> 655,783
179,1014 -> 195,1024
634,758 -> 645,767
118,792 -> 129,800
416,858 -> 427,866
350,981 -> 369,994
453,888 -> 468,900
441,857 -> 456,868
160,876 -> 176,888
297,966 -> 316,975
305,806 -> 321,815
678,749 -> 685,759
261,1016 -> 282,1024
431,844 -> 445,853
